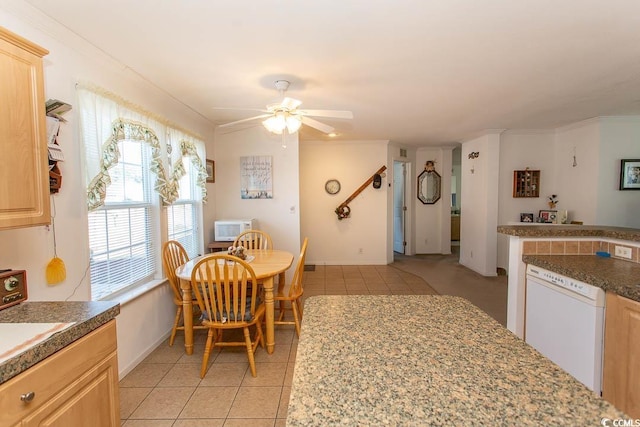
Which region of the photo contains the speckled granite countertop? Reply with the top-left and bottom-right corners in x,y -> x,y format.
0,301 -> 119,384
523,255 -> 640,301
497,224 -> 640,241
287,295 -> 626,426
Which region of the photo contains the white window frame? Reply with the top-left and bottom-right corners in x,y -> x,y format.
88,139 -> 161,300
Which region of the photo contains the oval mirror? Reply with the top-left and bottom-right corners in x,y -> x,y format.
417,170 -> 441,204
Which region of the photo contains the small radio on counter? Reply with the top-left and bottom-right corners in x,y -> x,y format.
0,270 -> 27,310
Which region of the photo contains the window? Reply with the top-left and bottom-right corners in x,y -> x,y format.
88,140 -> 158,300
79,86 -> 208,301
167,160 -> 201,259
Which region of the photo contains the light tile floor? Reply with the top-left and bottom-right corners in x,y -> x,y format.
119,259 -> 505,426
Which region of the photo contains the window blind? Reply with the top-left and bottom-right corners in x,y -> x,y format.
88,140 -> 157,299
168,160 -> 200,259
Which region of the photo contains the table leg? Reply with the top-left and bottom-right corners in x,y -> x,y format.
263,276 -> 275,354
180,278 -> 194,355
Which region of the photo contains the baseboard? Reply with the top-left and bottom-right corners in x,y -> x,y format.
118,329 -> 172,379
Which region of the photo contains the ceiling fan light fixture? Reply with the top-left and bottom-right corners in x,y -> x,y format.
286,115 -> 302,133
221,79 -> 353,135
262,111 -> 302,134
262,113 -> 287,134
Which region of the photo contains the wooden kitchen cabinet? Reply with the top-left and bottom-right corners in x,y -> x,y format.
0,321 -> 120,427
603,292 -> 640,417
451,215 -> 460,241
0,27 -> 51,230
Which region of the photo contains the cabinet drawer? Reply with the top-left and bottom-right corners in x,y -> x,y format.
0,321 -> 117,426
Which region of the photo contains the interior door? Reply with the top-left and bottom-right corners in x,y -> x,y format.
393,161 -> 406,254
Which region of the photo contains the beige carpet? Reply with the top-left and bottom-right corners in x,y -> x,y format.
391,252 -> 507,326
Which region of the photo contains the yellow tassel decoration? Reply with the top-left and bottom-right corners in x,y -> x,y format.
46,256 -> 66,284
46,196 -> 66,285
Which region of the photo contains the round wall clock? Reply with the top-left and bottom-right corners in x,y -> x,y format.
325,179 -> 341,195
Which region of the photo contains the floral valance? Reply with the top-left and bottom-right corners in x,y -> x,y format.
79,85 -> 208,211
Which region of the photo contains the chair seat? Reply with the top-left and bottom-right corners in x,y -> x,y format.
203,304 -> 266,328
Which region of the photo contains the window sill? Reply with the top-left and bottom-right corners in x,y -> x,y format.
102,279 -> 168,307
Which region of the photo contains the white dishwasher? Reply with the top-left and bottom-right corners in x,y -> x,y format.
525,264 -> 605,394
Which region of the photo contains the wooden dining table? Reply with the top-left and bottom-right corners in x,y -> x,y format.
175,249 -> 294,355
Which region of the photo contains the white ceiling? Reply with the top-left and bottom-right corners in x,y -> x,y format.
24,0 -> 640,146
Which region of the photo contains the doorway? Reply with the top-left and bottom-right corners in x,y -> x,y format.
393,161 -> 407,254
451,147 -> 461,252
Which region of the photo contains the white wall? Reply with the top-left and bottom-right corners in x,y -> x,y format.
554,118 -> 601,225
300,140 -> 389,265
460,133 -> 500,276
0,2 -> 214,377
496,130 -> 556,270
213,127 -> 301,265
597,117 -> 640,228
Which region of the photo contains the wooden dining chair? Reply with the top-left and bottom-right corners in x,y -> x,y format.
191,254 -> 265,378
274,237 -> 309,337
162,240 -> 206,346
234,229 -> 280,287
234,229 -> 273,250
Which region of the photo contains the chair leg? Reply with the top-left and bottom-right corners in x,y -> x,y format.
200,328 -> 215,378
169,306 -> 182,346
244,327 -> 257,377
296,298 -> 304,317
255,318 -> 265,348
291,300 -> 301,337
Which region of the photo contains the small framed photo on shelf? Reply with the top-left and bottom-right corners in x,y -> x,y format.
619,159 -> 640,190
520,213 -> 534,223
206,159 -> 215,183
538,210 -> 557,223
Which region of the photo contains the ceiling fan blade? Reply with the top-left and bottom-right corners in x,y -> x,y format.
298,109 -> 353,119
213,107 -> 269,113
301,116 -> 335,134
218,114 -> 272,128
281,97 -> 302,110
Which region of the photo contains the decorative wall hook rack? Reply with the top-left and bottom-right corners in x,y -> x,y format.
468,151 -> 480,159
335,165 -> 387,220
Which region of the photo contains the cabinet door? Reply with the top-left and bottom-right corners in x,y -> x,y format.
0,27 -> 50,229
0,321 -> 119,426
22,352 -> 119,427
603,292 -> 640,417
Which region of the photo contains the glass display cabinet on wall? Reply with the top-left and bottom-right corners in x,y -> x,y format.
513,168 -> 540,198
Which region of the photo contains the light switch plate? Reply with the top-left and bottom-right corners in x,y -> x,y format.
614,245 -> 633,259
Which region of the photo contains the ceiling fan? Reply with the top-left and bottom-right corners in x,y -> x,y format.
217,80 -> 353,136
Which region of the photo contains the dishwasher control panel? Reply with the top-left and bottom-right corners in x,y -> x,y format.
526,264 -> 603,301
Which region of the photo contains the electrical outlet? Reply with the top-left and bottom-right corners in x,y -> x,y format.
614,245 -> 633,259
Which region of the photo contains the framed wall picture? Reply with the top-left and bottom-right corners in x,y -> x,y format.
619,159 -> 640,190
240,155 -> 273,199
206,159 -> 215,183
538,210 -> 557,224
